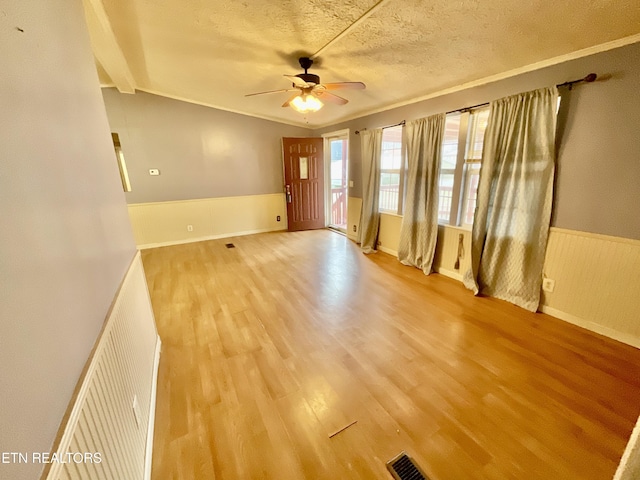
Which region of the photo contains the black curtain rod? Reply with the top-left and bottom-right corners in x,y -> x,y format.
355,120 -> 405,135
355,73 -> 597,134
445,73 -> 598,115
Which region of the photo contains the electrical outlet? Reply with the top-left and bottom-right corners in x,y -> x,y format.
277,215 -> 281,222
149,169 -> 160,176
187,224 -> 193,232
542,278 -> 555,293
132,395 -> 141,428
352,225 -> 357,232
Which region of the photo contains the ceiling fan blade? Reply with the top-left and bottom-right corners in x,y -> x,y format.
284,75 -> 311,88
315,91 -> 348,105
245,88 -> 298,97
282,93 -> 301,108
322,82 -> 366,90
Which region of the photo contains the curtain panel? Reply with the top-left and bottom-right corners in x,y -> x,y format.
358,129 -> 384,253
463,87 -> 558,312
398,114 -> 445,274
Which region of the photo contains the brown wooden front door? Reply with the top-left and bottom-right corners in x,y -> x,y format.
282,137 -> 324,231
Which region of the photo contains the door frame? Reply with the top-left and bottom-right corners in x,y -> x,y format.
322,129 -> 350,231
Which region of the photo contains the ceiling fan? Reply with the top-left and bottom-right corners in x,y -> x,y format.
245,57 -> 366,113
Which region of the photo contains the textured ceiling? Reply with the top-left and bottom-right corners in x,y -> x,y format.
88,0 -> 640,127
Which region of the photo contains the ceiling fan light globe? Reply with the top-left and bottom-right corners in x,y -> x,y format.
290,95 -> 323,113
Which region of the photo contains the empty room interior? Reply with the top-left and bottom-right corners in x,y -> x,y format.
3,1 -> 640,479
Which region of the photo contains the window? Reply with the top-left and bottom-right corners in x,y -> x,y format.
438,107 -> 490,227
461,109 -> 489,227
328,135 -> 348,230
379,125 -> 404,214
438,113 -> 461,222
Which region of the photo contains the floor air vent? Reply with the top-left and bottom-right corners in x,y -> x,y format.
386,452 -> 429,480
225,243 -> 235,248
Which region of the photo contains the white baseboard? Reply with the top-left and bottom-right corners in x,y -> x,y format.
539,305 -> 640,349
434,266 -> 464,282
144,337 -> 162,480
378,245 -> 398,257
138,226 -> 287,249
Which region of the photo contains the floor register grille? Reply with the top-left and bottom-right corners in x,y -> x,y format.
386,452 -> 429,480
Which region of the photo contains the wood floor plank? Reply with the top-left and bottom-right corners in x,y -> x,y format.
145,230 -> 640,480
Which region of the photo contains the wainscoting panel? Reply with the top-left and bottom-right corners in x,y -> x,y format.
128,193 -> 287,248
540,228 -> 640,346
433,225 -> 472,281
347,196 -> 362,241
374,215 -> 473,277
377,213 -> 403,256
348,195 -> 640,348
46,252 -> 160,480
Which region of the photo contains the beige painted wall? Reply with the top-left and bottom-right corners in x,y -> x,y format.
315,42 -> 640,240
102,89 -> 311,204
0,1 -> 137,479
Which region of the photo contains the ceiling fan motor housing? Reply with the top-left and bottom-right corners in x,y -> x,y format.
297,73 -> 320,85
295,57 -> 319,84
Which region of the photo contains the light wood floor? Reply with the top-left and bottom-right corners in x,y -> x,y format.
143,230 -> 640,480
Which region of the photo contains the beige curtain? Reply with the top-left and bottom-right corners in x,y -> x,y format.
398,114 -> 445,274
358,129 -> 383,253
463,87 -> 558,312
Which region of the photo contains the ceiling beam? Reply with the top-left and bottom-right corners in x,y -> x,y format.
311,0 -> 395,59
82,0 -> 136,94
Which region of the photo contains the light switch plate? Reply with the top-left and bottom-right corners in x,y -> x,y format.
349,180 -> 354,187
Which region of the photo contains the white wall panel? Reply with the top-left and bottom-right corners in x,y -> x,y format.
433,225 -> 472,281
352,208 -> 640,347
540,228 -> 640,346
46,253 -> 160,480
346,196 -> 362,241
128,193 -> 287,248
377,213 -> 402,256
